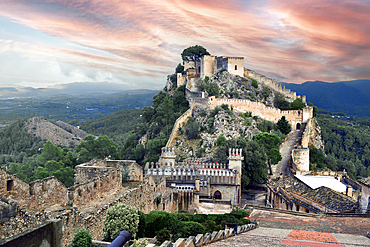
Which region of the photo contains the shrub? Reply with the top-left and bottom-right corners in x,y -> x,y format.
145,211 -> 177,237
221,104 -> 229,111
185,119 -> 201,140
204,76 -> 209,82
181,221 -> 206,238
72,228 -> 92,247
251,79 -> 258,88
156,228 -> 171,243
137,211 -> 146,238
103,203 -> 139,241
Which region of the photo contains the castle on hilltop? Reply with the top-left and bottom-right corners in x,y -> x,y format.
175,54 -> 306,104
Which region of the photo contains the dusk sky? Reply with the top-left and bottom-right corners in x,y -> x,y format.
0,0 -> 369,90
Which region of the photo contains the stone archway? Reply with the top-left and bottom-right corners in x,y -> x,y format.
214,190 -> 222,200
296,123 -> 301,130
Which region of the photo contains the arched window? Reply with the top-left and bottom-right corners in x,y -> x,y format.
214,190 -> 222,199
296,123 -> 301,130
235,65 -> 238,70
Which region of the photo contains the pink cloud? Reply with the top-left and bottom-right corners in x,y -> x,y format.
0,0 -> 369,86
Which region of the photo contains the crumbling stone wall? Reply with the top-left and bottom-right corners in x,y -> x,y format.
70,169 -> 122,208
60,177 -> 176,246
0,168 -> 68,210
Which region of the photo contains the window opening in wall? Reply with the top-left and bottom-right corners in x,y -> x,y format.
29,184 -> 34,195
296,123 -> 301,130
214,190 -> 222,199
296,205 -> 300,211
7,180 -> 14,191
235,65 -> 238,70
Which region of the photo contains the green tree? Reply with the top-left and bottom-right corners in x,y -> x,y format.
76,135 -> 120,163
274,92 -> 291,110
277,116 -> 291,135
175,63 -> 184,74
181,45 -> 210,62
253,133 -> 282,173
308,102 -> 318,117
291,98 -> 306,110
37,141 -> 63,166
243,141 -> 269,186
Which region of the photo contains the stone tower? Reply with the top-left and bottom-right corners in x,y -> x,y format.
228,148 -> 244,185
160,147 -> 176,167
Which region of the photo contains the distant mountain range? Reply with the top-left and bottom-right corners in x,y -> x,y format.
0,82 -> 158,98
280,80 -> 370,117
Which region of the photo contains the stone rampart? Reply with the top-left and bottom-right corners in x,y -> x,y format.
69,169 -> 122,208
207,96 -> 312,129
244,68 -> 306,103
166,101 -> 195,147
0,167 -> 68,210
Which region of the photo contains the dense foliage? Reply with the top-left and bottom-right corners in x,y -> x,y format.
143,210 -> 249,241
314,114 -> 370,179
79,109 -> 142,138
118,85 -> 189,164
103,203 -> 140,241
214,138 -> 269,187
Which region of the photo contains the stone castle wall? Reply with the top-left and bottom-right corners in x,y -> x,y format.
166,101 -> 195,147
69,169 -> 122,208
244,68 -> 306,103
207,96 -> 313,129
0,168 -> 68,210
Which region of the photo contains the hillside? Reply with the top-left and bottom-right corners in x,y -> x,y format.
23,117 -> 85,147
280,80 -> 370,116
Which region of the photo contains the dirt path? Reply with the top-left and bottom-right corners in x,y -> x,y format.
272,130 -> 301,177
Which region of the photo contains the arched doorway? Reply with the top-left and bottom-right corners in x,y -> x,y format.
296,123 -> 301,130
214,190 -> 222,200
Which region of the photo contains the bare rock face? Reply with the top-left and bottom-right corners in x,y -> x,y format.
308,119 -> 325,150
23,117 -> 83,147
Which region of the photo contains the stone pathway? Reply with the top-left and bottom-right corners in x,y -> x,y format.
273,130 -> 301,177
206,209 -> 370,246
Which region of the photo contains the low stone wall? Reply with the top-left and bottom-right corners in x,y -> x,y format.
0,206 -> 52,240
138,221 -> 258,247
0,219 -> 62,247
